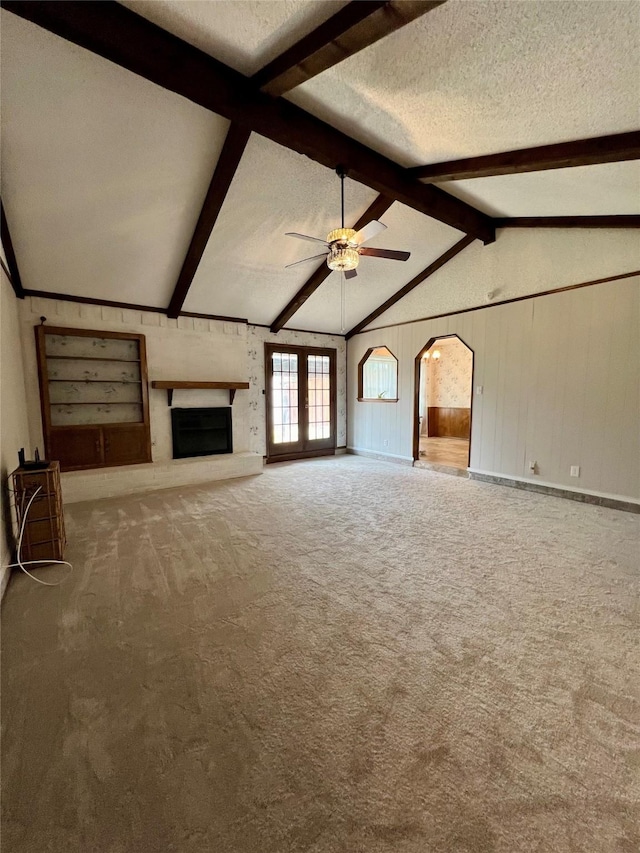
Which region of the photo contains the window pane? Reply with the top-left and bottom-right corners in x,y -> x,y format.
271,351 -> 299,444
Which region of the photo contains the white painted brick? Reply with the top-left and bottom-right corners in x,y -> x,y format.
121,309 -> 143,326
80,304 -> 102,323
142,312 -> 162,327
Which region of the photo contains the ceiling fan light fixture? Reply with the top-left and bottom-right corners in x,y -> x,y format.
328,245 -> 359,271
327,227 -> 357,246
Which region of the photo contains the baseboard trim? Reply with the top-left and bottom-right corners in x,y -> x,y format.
347,447 -> 414,466
468,470 -> 640,514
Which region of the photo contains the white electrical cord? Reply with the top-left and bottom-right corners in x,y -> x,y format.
5,485 -> 73,587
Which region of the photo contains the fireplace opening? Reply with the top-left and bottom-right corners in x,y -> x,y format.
171,407 -> 233,459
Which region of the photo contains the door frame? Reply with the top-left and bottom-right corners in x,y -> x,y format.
264,343 -> 337,463
412,333 -> 475,468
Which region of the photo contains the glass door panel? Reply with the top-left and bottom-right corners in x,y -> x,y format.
307,355 -> 331,442
270,351 -> 300,447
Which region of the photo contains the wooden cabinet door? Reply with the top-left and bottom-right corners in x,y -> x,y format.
103,424 -> 151,467
49,427 -> 103,470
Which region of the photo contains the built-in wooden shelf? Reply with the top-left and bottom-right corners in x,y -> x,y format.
151,380 -> 250,406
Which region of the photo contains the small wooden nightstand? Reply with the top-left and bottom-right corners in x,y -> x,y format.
11,462 -> 66,563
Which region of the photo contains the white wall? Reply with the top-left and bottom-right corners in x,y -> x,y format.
349,276 -> 640,502
1,270 -> 30,596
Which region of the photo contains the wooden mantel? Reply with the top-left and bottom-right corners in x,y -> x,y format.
151,380 -> 250,406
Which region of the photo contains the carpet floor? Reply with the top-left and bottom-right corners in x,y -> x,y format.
2,456 -> 639,853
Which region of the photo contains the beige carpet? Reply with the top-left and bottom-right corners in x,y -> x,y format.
2,456 -> 639,853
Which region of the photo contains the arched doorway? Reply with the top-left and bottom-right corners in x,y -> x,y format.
413,334 -> 474,473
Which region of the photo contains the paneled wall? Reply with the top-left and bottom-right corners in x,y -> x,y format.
348,277 -> 640,502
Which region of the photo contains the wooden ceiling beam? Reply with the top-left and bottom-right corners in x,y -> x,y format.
252,1 -> 446,97
408,132 -> 640,182
0,198 -> 25,298
3,1 -> 494,244
345,235 -> 475,338
495,216 -> 640,228
270,195 -> 395,332
167,124 -> 251,319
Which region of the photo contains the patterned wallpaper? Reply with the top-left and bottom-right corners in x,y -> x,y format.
247,325 -> 347,456
427,337 -> 473,408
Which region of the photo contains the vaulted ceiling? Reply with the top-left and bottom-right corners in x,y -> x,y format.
1,1 -> 639,336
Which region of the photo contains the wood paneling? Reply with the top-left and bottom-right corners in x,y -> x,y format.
427,407 -> 470,439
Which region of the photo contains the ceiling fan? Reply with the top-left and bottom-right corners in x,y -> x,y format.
284,166 -> 410,278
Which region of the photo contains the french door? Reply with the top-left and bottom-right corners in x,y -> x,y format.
265,344 -> 336,462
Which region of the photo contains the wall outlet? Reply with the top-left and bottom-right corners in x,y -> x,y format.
529,460 -> 537,473
383,439 -> 389,447
476,385 -> 483,395
570,465 -> 580,477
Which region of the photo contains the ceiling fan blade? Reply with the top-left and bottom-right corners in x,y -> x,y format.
285,232 -> 329,246
359,247 -> 411,261
353,220 -> 387,245
344,269 -> 358,280
285,253 -> 329,269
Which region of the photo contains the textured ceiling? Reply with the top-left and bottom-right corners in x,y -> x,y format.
1,1 -> 638,334
292,208 -> 462,335
182,136 -> 379,324
442,162 -> 640,218
289,0 -> 640,165
120,0 -> 347,75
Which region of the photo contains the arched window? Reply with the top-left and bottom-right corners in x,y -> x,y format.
358,346 -> 398,401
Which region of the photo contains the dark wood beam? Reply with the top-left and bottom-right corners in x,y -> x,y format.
408,132 -> 640,182
0,199 -> 25,298
167,123 -> 251,318
495,216 -> 640,228
22,288 -> 249,323
252,1 -> 445,97
270,194 -> 395,332
345,235 -> 475,338
3,1 -> 494,243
